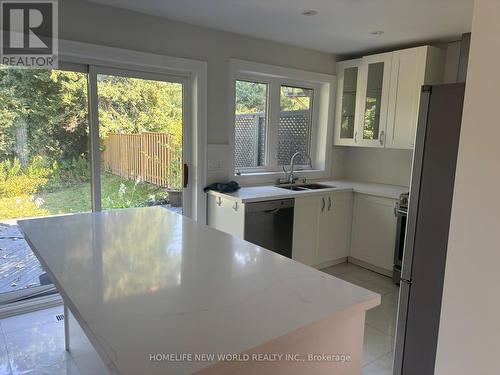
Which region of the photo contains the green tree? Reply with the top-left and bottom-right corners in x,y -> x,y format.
0,68 -> 88,164
97,75 -> 183,143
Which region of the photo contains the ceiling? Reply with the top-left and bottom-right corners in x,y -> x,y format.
87,0 -> 474,55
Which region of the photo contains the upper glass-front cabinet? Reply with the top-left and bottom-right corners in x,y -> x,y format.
334,47 -> 445,149
334,59 -> 361,146
334,53 -> 392,148
357,53 -> 392,147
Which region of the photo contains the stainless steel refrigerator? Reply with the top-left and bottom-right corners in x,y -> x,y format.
393,83 -> 466,375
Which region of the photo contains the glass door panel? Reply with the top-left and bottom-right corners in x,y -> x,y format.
0,66 -> 91,305
340,67 -> 358,139
363,62 -> 384,140
95,70 -> 184,214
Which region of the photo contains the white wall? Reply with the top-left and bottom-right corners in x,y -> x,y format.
435,1 -> 500,374
337,147 -> 413,186
442,41 -> 461,84
59,0 -> 337,145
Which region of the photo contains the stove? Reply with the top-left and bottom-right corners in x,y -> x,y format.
393,192 -> 409,284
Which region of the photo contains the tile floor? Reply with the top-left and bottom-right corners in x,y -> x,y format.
0,305 -> 78,374
0,262 -> 398,375
322,262 -> 399,375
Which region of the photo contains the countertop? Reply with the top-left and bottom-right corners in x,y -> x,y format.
206,179 -> 409,203
18,207 -> 380,375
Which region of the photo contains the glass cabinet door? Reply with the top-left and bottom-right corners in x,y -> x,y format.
334,59 -> 361,146
340,67 -> 358,139
362,62 -> 384,140
357,53 -> 392,147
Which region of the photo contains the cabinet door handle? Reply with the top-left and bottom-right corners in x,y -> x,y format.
321,197 -> 325,212
380,130 -> 385,146
328,196 -> 332,211
354,131 -> 358,143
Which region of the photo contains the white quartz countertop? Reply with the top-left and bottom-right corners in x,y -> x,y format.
18,207 -> 380,375
207,179 -> 408,203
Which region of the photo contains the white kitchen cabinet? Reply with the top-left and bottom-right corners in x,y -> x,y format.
334,59 -> 362,146
385,46 -> 445,149
292,195 -> 319,266
356,52 -> 393,148
293,192 -> 353,267
317,192 -> 353,265
350,193 -> 398,274
334,45 -> 445,149
207,194 -> 245,239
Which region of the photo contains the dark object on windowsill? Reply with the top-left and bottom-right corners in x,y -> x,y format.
203,181 -> 240,193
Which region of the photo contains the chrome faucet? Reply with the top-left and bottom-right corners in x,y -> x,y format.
287,151 -> 312,184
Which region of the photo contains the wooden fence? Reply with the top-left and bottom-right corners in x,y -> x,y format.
102,132 -> 182,188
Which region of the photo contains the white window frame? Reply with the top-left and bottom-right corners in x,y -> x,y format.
229,59 -> 336,184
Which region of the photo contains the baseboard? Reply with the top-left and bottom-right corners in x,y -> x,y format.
348,257 -> 393,278
314,257 -> 348,270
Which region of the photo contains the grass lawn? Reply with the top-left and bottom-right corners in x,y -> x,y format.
0,172 -> 168,220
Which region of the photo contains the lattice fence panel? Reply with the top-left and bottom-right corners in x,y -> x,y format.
278,110 -> 311,165
234,110 -> 310,169
234,113 -> 261,168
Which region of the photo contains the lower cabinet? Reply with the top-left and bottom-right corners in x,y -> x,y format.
207,194 -> 245,239
207,191 -> 398,275
291,195 -> 319,266
350,193 -> 398,273
292,192 -> 353,267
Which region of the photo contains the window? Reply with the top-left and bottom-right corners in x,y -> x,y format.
231,59 -> 334,178
278,86 -> 313,166
234,80 -> 268,169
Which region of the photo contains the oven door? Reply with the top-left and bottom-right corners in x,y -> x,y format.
393,207 -> 407,284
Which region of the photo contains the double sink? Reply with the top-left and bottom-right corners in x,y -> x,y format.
276,183 -> 336,191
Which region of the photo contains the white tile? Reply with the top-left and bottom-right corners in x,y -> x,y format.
321,262 -> 362,276
29,359 -> 80,375
71,352 -> 111,375
363,325 -> 394,366
5,321 -> 69,374
337,268 -> 398,295
366,291 -> 399,337
0,334 -> 11,375
363,352 -> 394,374
1,306 -> 63,334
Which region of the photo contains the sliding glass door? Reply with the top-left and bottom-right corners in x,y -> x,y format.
0,66 -> 91,306
92,67 -> 186,214
0,64 -> 190,310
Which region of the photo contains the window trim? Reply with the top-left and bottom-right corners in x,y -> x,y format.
229,59 -> 336,183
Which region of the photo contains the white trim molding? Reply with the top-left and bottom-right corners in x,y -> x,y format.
229,59 -> 336,185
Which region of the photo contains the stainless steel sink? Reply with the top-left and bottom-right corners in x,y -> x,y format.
278,185 -> 309,191
298,183 -> 336,190
276,183 -> 336,191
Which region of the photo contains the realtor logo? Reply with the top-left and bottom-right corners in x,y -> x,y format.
1,0 -> 58,68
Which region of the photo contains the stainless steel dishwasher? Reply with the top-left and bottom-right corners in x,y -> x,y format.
244,199 -> 294,258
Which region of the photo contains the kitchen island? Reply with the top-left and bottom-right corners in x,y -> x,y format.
18,207 -> 379,375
